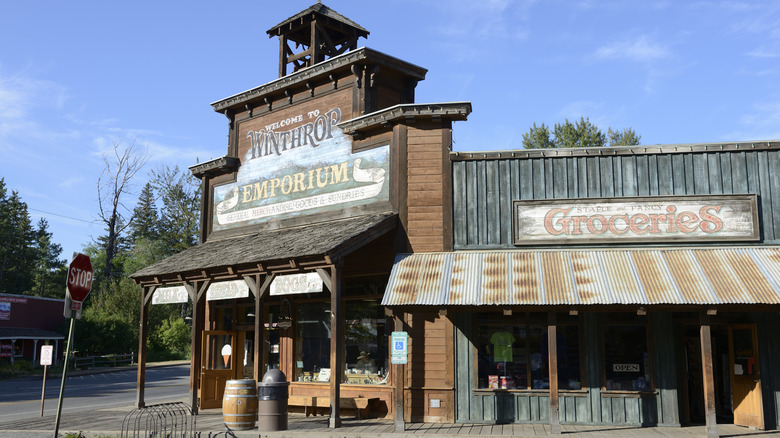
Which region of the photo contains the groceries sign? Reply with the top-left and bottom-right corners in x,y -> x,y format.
212,104 -> 390,231
513,194 -> 759,245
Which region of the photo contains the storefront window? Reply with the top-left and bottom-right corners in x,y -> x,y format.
344,299 -> 388,385
294,301 -> 331,382
603,325 -> 650,391
475,313 -> 581,390
264,304 -> 281,372
291,276 -> 389,385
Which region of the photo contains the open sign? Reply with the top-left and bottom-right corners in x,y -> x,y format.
612,363 -> 640,372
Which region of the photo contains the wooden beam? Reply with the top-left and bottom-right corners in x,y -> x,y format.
316,268 -> 332,292
328,264 -> 343,428
548,311 -> 561,434
700,313 -> 719,438
136,286 -> 153,408
243,275 -> 258,299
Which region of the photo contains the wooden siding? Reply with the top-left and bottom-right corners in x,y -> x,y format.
453,312 -> 678,425
452,146 -> 780,248
406,123 -> 452,252
405,311 -> 455,422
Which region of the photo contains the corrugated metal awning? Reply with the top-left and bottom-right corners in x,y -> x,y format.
381,247 -> 780,306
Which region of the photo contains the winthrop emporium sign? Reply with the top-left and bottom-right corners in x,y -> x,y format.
513,194 -> 759,245
212,105 -> 390,231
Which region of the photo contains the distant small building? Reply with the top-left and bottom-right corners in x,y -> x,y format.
0,293 -> 65,366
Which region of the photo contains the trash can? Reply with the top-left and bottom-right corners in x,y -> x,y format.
257,369 -> 289,431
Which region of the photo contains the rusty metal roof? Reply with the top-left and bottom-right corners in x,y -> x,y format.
382,248 -> 780,306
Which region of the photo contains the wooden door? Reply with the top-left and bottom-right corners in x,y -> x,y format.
728,324 -> 764,429
199,330 -> 237,409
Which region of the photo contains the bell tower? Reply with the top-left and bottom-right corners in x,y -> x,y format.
266,1 -> 369,77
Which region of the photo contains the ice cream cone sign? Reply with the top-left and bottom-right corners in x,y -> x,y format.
222,344 -> 232,368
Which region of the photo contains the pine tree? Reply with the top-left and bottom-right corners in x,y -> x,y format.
29,218 -> 67,298
0,186 -> 36,294
130,182 -> 160,243
522,117 -> 640,149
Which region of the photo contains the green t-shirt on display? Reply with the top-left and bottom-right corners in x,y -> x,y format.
490,331 -> 515,362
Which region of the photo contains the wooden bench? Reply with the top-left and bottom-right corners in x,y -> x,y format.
287,395 -> 378,420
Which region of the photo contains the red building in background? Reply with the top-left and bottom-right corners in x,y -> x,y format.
0,293 -> 65,366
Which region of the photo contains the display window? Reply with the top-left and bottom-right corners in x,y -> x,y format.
291,275 -> 389,385
603,324 -> 650,391
475,313 -> 582,390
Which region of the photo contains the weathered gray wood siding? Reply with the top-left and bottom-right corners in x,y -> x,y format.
451,143 -> 780,249
453,312 -> 670,425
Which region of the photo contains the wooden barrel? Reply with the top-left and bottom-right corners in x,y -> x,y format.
223,379 -> 258,430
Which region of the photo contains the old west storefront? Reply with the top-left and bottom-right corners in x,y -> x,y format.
130,2 -> 470,429
383,142 -> 780,435
128,3 -> 780,434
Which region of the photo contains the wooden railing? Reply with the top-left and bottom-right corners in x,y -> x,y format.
74,353 -> 134,369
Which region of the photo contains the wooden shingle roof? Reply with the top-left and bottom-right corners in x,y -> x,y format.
131,213 -> 397,282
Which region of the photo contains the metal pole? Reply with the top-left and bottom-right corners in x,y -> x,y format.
53,317 -> 75,438
40,364 -> 48,417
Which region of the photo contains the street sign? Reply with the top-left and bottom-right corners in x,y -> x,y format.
66,253 -> 93,304
40,345 -> 53,366
391,331 -> 408,364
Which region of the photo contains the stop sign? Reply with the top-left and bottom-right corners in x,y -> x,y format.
67,253 -> 93,303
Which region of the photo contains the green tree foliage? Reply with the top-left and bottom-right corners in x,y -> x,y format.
607,127 -> 642,146
30,219 -> 68,298
0,179 -> 66,296
522,117 -> 640,149
150,316 -> 191,359
152,165 -> 201,255
80,165 -> 200,357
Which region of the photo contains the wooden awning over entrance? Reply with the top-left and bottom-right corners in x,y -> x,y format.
131,213 -> 397,429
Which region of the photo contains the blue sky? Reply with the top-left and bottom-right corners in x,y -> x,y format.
1,0 -> 779,261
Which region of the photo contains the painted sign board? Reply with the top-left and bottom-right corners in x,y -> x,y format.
152,286 -> 189,305
212,103 -> 390,232
0,343 -> 12,358
513,194 -> 759,245
0,302 -> 9,320
206,280 -> 250,301
270,272 -> 323,296
391,331 -> 408,365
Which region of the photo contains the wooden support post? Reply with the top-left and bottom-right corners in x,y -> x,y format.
329,264 -> 343,428
185,280 -> 209,414
136,286 -> 155,408
278,34 -> 287,77
394,311 -> 405,432
700,314 -> 719,438
548,311 -> 561,434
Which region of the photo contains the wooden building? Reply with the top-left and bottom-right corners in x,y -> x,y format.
131,3 -> 780,436
130,2 -> 469,428
0,293 -> 65,366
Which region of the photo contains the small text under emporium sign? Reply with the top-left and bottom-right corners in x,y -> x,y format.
513,194 -> 759,245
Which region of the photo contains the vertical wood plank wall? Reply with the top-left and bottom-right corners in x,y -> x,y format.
405,311 -> 455,422
406,122 -> 453,252
448,143 -> 780,426
452,146 -> 780,248
453,312 -> 676,425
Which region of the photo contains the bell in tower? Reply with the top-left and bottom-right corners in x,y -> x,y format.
266,1 -> 369,78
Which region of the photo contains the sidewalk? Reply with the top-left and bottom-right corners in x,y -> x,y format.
3,404 -> 780,438
3,362 -> 779,437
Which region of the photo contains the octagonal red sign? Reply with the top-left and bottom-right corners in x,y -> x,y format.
67,253 -> 93,303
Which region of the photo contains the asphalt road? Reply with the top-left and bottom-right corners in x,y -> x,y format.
0,363 -> 190,423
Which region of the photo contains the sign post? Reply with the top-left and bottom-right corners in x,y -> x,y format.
40,345 -> 53,417
54,253 -> 93,438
